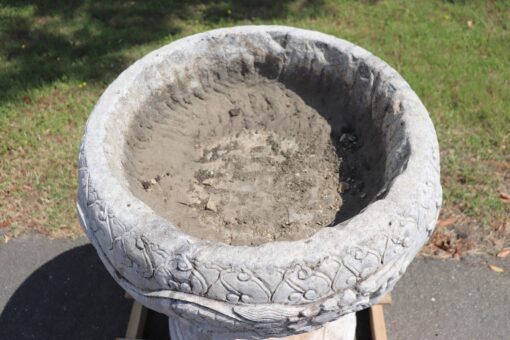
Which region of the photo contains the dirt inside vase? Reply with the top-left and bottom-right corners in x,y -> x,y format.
123,78 -> 381,246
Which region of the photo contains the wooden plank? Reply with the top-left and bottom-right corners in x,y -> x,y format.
123,300 -> 148,340
369,304 -> 388,340
378,294 -> 392,305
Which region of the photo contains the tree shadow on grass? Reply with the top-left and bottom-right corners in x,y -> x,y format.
0,244 -> 131,340
0,0 -> 324,104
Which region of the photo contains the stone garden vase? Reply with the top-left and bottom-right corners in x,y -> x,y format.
77,26 -> 441,339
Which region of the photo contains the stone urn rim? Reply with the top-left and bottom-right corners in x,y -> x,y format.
77,25 -> 441,337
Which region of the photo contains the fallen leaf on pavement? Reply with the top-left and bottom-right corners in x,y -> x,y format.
436,217 -> 458,227
489,264 -> 505,273
499,191 -> 510,203
497,248 -> 510,258
3,235 -> 10,243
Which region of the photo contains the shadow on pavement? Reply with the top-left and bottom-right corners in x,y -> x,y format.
0,240 -> 378,339
0,244 -> 131,340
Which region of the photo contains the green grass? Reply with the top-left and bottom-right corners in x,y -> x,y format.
0,0 -> 508,253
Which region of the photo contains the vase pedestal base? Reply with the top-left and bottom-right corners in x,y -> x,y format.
168,312 -> 356,340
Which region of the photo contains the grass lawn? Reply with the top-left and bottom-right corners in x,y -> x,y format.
0,0 -> 508,257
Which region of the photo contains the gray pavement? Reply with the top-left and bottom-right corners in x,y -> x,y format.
1,233 -> 509,339
385,255 -> 510,340
0,234 -> 131,340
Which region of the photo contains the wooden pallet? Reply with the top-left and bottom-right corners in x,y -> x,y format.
369,294 -> 391,340
118,293 -> 391,340
117,292 -> 148,340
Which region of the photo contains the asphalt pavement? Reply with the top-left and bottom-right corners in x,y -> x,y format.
385,255 -> 510,340
1,233 -> 509,340
0,234 -> 131,340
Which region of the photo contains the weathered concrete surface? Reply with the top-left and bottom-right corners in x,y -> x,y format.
0,233 -> 131,340
386,256 -> 510,340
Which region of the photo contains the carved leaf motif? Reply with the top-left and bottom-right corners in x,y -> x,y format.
272,264 -> 332,304
219,269 -> 272,303
154,265 -> 172,288
153,253 -> 210,295
86,178 -> 98,207
107,215 -> 127,248
314,257 -> 342,282
343,247 -> 380,279
206,268 -> 273,304
91,204 -> 119,251
121,233 -> 155,279
333,265 -> 358,291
